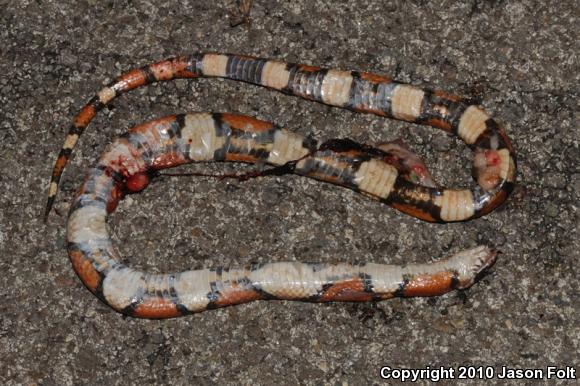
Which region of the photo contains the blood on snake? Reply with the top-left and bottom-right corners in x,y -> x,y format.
47,53 -> 516,318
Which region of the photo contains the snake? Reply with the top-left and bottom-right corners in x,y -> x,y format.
48,53 -> 516,318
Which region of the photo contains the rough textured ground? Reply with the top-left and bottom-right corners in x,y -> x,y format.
1,0 -> 578,385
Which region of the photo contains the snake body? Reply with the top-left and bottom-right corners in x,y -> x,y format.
49,53 -> 516,318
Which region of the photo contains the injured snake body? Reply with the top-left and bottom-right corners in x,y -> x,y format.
48,53 -> 516,318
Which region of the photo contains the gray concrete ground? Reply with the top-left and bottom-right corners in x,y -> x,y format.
1,0 -> 578,385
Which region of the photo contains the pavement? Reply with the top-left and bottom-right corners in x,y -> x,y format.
1,1 -> 578,385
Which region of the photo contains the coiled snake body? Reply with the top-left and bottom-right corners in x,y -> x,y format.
47,53 -> 516,318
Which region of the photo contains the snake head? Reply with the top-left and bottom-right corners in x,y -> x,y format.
449,246 -> 498,289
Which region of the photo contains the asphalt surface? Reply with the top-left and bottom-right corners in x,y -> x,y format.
1,1 -> 578,385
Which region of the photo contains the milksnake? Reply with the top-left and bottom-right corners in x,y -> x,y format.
48,53 -> 516,318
